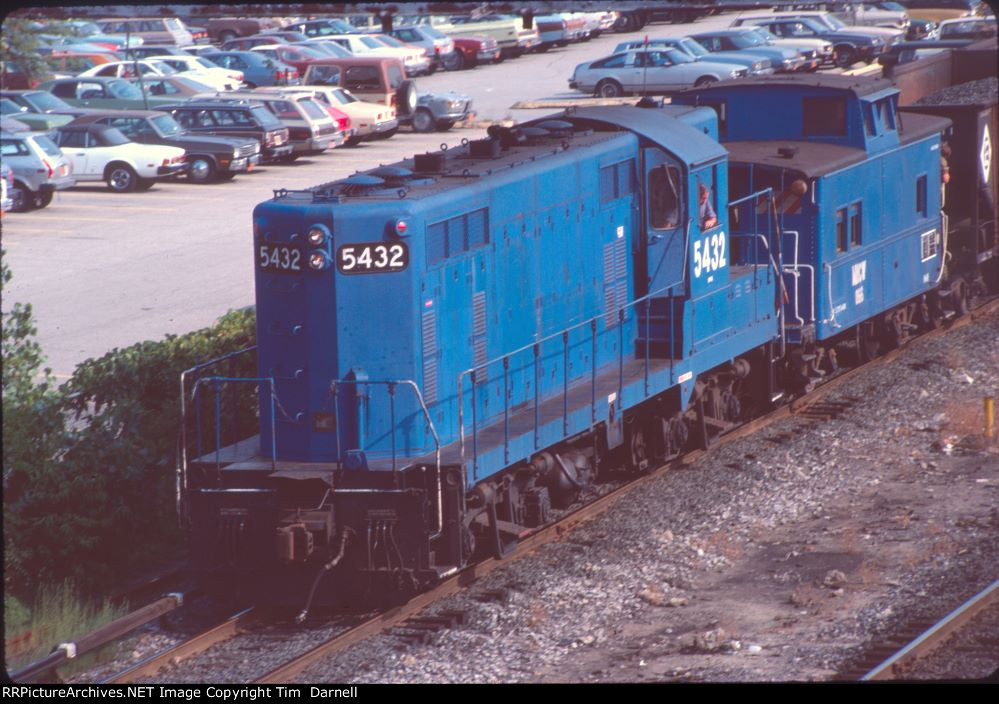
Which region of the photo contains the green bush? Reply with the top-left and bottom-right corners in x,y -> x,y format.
3,247 -> 258,601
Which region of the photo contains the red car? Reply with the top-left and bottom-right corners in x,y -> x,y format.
451,35 -> 502,69
250,44 -> 324,76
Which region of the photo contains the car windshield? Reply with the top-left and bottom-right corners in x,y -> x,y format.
99,127 -> 131,146
800,17 -> 830,33
0,98 -> 25,113
823,14 -> 847,30
734,32 -> 766,47
173,76 -> 215,92
150,113 -> 183,136
376,35 -> 405,48
679,37 -> 710,57
26,91 -> 72,112
752,27 -> 780,42
32,133 -> 62,156
360,36 -> 384,49
195,57 -> 219,69
880,2 -> 906,10
423,26 -> 446,39
72,21 -> 102,36
294,46 -> 325,58
299,98 -> 329,120
250,104 -> 283,128
109,79 -> 143,99
150,61 -> 178,75
664,48 -> 694,64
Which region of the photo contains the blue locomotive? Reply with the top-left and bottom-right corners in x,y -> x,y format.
182,75 -> 961,611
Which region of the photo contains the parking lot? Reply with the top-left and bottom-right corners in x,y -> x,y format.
3,11 -> 840,378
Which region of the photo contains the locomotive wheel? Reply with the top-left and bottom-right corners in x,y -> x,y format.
627,420 -> 650,474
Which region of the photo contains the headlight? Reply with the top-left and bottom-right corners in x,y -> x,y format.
308,251 -> 329,271
307,226 -> 327,246
753,62 -> 763,70
447,99 -> 463,110
232,148 -> 240,158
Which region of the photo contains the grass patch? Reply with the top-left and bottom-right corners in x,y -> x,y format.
4,581 -> 128,678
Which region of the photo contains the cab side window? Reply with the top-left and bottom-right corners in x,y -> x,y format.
648,164 -> 682,229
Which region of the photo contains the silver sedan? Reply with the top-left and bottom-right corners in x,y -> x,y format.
570,48 -> 747,97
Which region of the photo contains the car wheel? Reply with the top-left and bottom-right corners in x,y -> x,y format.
411,108 -> 435,133
694,76 -> 718,87
834,45 -> 856,68
436,119 -> 456,131
396,80 -> 418,117
10,182 -> 35,213
595,79 -> 624,98
34,190 -> 54,208
106,164 -> 139,192
187,156 -> 217,183
442,51 -> 463,71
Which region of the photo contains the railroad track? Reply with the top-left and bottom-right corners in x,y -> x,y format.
32,296 -> 999,685
851,578 -> 999,681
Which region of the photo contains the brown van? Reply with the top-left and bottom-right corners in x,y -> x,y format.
302,56 -> 417,116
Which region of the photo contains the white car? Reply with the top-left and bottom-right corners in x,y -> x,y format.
145,54 -> 244,91
52,123 -> 186,192
78,59 -> 179,80
320,33 -> 429,73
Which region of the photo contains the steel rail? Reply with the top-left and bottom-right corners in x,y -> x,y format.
102,607 -> 258,684
861,578 -> 999,681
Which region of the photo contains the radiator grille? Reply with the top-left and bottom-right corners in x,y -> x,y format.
421,309 -> 438,405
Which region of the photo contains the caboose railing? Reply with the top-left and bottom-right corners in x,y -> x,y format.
457,219 -> 693,480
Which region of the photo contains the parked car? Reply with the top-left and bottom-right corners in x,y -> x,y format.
389,25 -> 456,71
0,97 -> 73,131
688,29 -> 808,72
45,51 -> 120,76
97,18 -> 194,46
67,110 -> 260,182
260,30 -> 309,43
0,115 -> 31,132
831,2 -> 911,29
162,98 -> 293,162
202,89 -> 341,158
613,38 -> 776,75
302,56 -> 472,132
37,76 -> 179,109
202,17 -> 280,44
143,54 -> 243,90
62,20 -> 139,50
77,59 -> 178,80
896,0 -> 982,22
1,130 -> 75,211
0,88 -> 103,118
738,26 -> 835,69
200,51 -> 300,88
296,39 -> 354,58
436,14 -> 540,57
366,34 -> 433,76
250,44 -> 326,75
449,34 -> 502,69
728,17 -> 888,67
221,34 -> 291,51
0,60 -> 50,90
938,16 -> 996,38
570,48 -> 747,97
120,45 -> 191,60
281,19 -> 357,39
262,85 -> 397,142
1,162 -> 13,215
52,123 -> 186,191
132,75 -> 219,99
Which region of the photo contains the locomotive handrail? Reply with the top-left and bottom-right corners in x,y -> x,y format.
326,378 -> 444,539
178,346 -> 257,525
189,375 -> 278,472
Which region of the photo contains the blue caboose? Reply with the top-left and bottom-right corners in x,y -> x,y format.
676,75 -> 952,369
184,103 -> 784,606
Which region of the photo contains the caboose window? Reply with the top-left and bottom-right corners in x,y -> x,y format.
835,207 -> 848,253
916,174 -> 927,218
850,202 -> 862,247
802,97 -> 847,137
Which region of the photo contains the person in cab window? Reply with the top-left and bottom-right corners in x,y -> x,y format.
698,182 -> 717,229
